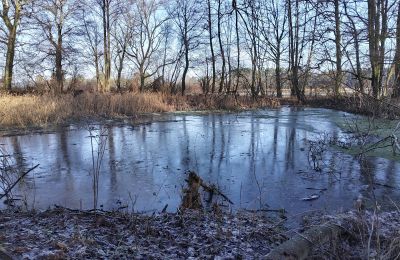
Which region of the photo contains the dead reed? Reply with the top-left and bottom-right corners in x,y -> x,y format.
0,92 -> 280,129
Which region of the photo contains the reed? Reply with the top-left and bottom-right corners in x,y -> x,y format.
0,92 -> 280,128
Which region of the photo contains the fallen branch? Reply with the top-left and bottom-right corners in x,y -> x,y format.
245,208 -> 286,214
306,187 -> 327,191
266,222 -> 346,259
0,164 -> 39,201
201,183 -> 234,205
54,204 -> 128,215
373,182 -> 396,189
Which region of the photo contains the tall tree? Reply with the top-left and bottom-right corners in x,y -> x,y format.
113,8 -> 130,91
81,8 -> 102,92
262,0 -> 287,98
168,0 -> 202,95
1,0 -> 25,91
334,0 -> 342,96
126,0 -> 166,92
217,0 -> 226,93
343,0 -> 364,94
207,0 -> 216,93
287,0 -> 303,100
33,0 -> 81,93
393,1 -> 400,97
367,0 -> 389,98
98,0 -> 111,92
232,0 -> 240,94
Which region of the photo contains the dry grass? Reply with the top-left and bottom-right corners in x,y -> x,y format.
306,210 -> 400,259
0,92 -> 280,129
0,94 -> 72,128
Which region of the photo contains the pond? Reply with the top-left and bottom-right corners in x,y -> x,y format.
1,107 -> 399,219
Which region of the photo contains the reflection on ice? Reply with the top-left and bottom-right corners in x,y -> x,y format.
0,107 -> 399,217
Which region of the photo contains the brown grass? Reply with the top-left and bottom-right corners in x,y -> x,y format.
0,92 -> 280,129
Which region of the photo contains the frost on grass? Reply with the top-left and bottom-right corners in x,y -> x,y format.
0,209 -> 286,259
305,210 -> 400,259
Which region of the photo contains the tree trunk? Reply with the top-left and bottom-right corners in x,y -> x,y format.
288,0 -> 304,101
55,24 -> 64,93
234,0 -> 240,94
3,25 -> 17,92
116,39 -> 127,91
275,52 -> 282,98
354,30 -> 364,93
394,3 -> 400,97
116,60 -> 123,91
217,0 -> 225,93
287,0 -> 296,97
207,0 -> 216,94
106,3 -> 111,91
95,47 -> 101,92
139,65 -> 145,92
182,40 -> 189,95
334,0 -> 342,97
1,1 -> 22,92
227,43 -> 232,93
367,0 -> 386,98
379,0 -> 388,96
266,223 -> 345,259
102,0 -> 111,92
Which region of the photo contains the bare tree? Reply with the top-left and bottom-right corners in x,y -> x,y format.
32,0 -> 81,93
367,0 -> 390,98
207,0 -> 216,93
334,0 -> 343,96
113,5 -> 131,91
217,0 -> 226,93
126,0 -> 167,92
287,0 -> 318,101
343,0 -> 365,93
261,0 -> 287,98
232,0 -> 241,94
393,1 -> 400,97
98,0 -> 112,92
168,0 -> 203,95
81,8 -> 102,92
1,0 -> 26,91
287,0 -> 301,99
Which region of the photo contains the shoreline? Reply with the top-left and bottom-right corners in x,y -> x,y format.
0,93 -> 398,133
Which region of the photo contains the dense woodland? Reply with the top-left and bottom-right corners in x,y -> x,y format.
1,0 -> 400,101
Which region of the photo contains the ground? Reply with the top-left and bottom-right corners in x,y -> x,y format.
1,208 -> 400,259
0,208 -> 286,259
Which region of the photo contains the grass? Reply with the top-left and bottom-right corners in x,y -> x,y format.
0,92 -> 280,129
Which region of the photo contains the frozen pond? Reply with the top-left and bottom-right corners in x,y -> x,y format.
1,107 -> 399,218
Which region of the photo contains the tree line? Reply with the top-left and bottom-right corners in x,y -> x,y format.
1,0 -> 400,100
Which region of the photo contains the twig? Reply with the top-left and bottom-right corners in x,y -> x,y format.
0,164 -> 39,200
245,208 -> 286,214
200,183 -> 234,205
306,187 -> 327,191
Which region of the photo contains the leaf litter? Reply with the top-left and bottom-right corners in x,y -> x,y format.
0,208 -> 287,259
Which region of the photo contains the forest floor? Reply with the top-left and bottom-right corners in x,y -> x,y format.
0,208 -> 399,259
0,208 -> 286,259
